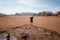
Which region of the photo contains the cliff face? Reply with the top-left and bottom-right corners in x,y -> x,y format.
0,24 -> 60,40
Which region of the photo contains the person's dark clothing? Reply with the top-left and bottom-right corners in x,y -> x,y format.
30,17 -> 33,23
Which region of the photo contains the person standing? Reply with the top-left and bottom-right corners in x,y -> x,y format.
30,16 -> 33,24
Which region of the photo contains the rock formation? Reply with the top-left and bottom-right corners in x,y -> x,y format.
0,24 -> 60,40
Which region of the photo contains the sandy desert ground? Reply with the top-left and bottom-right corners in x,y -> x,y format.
0,16 -> 60,34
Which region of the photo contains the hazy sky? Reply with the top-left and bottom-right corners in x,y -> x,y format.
0,0 -> 60,14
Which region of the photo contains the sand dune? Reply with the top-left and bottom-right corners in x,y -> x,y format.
0,16 -> 60,34
33,16 -> 60,34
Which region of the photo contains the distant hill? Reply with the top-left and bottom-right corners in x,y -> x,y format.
0,13 -> 6,17
55,11 -> 60,16
0,11 -> 60,16
14,12 -> 39,16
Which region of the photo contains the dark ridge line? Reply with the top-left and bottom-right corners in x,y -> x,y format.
0,30 -> 7,34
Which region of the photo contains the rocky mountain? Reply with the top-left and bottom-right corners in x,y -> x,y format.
0,13 -> 6,17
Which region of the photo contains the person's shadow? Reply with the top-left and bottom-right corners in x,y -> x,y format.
22,34 -> 29,40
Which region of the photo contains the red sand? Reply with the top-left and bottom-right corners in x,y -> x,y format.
0,16 -> 60,34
